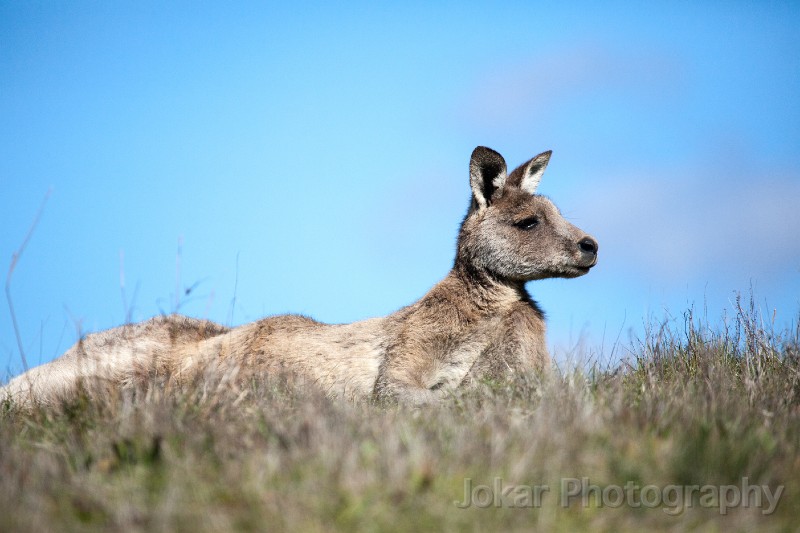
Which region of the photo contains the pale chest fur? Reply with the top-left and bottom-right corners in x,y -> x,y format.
426,303 -> 548,391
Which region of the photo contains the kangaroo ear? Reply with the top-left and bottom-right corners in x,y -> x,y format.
507,150 -> 552,194
469,146 -> 507,209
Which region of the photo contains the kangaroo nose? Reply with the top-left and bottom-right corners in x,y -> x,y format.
578,237 -> 598,255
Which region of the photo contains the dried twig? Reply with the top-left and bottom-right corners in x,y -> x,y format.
6,189 -> 52,373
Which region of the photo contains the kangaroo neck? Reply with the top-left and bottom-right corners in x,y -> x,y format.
444,260 -> 529,314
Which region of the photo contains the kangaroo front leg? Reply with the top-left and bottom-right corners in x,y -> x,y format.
372,380 -> 443,406
372,349 -> 471,406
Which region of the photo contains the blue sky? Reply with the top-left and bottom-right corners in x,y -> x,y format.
2,2 -> 799,377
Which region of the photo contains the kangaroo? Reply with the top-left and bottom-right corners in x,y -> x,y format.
2,147 -> 598,406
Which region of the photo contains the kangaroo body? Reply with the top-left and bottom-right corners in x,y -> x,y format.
3,147 -> 598,405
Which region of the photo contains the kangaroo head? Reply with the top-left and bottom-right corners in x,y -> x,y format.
456,146 -> 598,281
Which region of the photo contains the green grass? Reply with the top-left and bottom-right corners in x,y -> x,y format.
2,300 -> 799,532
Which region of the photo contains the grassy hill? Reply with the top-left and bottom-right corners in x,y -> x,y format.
2,299 -> 798,532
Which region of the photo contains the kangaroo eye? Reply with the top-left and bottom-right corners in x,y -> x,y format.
515,216 -> 539,230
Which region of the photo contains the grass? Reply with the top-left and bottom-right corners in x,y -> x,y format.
1,297 -> 798,532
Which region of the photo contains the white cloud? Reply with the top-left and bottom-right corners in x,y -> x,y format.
574,163 -> 800,281
461,41 -> 685,127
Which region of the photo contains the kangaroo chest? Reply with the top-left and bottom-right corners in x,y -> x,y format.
420,313 -> 515,389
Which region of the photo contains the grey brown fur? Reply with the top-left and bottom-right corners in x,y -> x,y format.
2,147 -> 598,406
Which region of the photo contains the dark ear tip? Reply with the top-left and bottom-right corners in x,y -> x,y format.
471,146 -> 506,168
472,146 -> 501,158
526,149 -> 553,166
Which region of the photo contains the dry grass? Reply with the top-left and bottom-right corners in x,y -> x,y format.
2,299 -> 799,532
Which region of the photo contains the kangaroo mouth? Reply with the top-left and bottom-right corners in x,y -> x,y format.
580,255 -> 598,271
570,260 -> 596,277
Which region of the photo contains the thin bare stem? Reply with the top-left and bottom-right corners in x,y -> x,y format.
175,236 -> 183,313
120,249 -> 130,323
228,252 -> 239,327
5,189 -> 52,373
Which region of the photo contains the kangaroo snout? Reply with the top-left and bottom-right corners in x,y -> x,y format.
577,236 -> 599,269
578,236 -> 598,256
